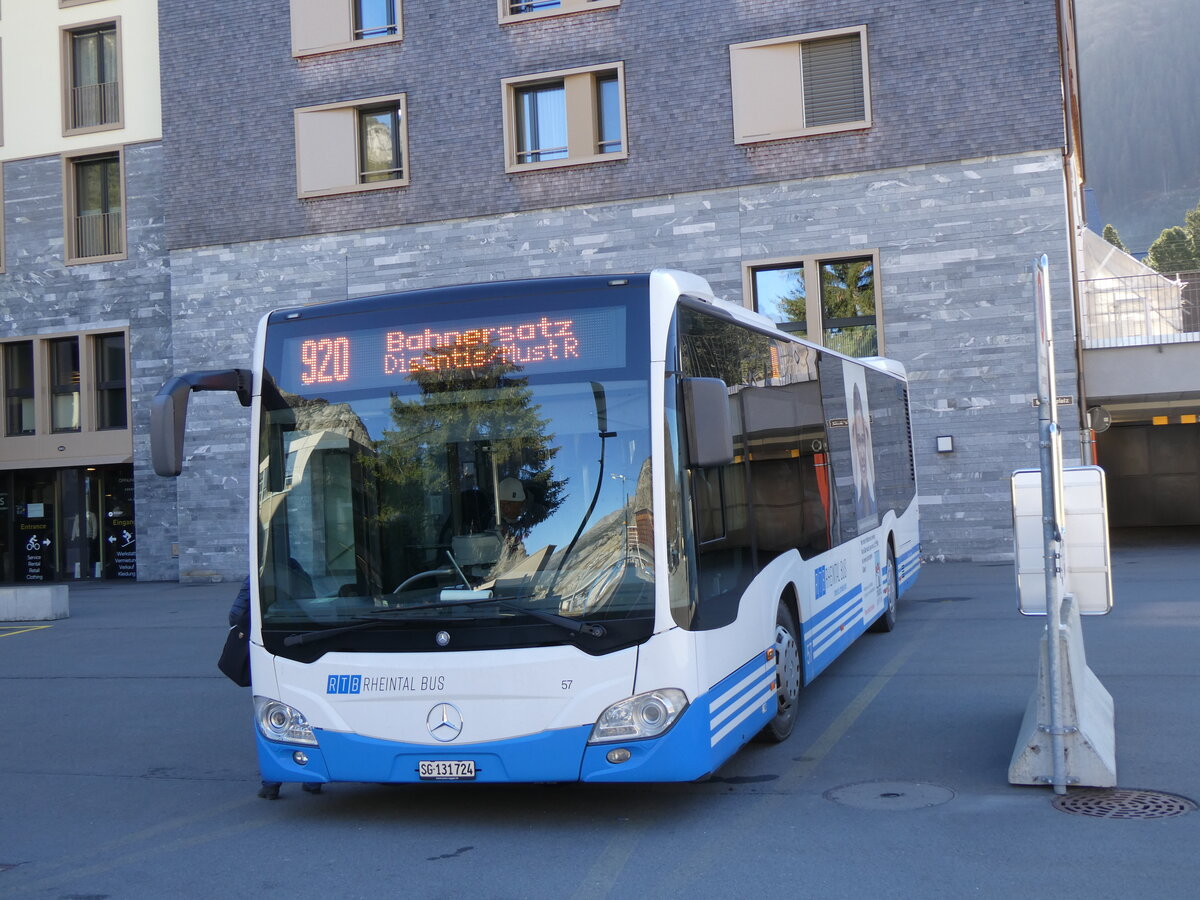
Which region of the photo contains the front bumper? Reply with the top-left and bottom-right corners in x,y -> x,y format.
256,650 -> 776,784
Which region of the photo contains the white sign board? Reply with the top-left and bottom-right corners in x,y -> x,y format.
1012,465 -> 1113,615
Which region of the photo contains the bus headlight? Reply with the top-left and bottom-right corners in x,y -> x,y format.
588,689 -> 688,743
254,696 -> 318,746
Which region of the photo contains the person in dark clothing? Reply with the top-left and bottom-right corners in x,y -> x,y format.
230,576 -> 251,627
227,574 -> 321,799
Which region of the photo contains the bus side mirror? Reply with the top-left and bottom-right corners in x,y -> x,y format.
150,369 -> 253,477
682,377 -> 734,468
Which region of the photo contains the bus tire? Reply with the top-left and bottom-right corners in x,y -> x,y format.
869,543 -> 898,633
758,600 -> 801,743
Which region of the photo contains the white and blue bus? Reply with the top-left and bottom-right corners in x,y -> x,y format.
152,270 -> 919,787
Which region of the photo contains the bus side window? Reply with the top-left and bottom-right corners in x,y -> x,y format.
743,349 -> 831,563
866,370 -> 917,518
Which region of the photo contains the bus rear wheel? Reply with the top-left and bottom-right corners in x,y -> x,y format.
869,543 -> 898,633
759,601 -> 801,743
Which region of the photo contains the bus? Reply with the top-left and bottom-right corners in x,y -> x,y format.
151,269 -> 919,787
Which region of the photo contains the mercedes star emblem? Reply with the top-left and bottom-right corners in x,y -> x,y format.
427,703 -> 464,742
436,630 -> 451,647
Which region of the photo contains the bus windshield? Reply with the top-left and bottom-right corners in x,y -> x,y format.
255,284 -> 654,655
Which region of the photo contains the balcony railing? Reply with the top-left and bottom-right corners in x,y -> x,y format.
509,1 -> 562,13
70,81 -> 120,130
74,211 -> 123,260
1080,272 -> 1198,349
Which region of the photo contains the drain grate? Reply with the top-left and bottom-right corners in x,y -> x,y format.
1052,788 -> 1197,819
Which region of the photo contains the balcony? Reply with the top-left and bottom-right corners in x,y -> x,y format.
1080,272 -> 1198,349
1077,228 -> 1200,426
70,81 -> 120,131
74,211 -> 123,260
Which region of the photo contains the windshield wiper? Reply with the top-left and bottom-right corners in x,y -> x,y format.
279,595 -> 605,647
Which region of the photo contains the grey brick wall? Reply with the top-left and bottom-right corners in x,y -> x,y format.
0,142 -> 177,580
152,150 -> 1080,581
160,0 -> 1066,249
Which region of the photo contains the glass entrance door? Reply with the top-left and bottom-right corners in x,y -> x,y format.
0,464 -> 135,583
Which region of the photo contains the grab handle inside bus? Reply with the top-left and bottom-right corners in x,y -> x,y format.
150,369 -> 253,476
682,377 -> 734,468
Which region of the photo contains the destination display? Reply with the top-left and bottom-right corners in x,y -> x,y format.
277,305 -> 627,394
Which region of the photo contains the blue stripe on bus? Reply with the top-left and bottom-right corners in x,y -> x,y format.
806,583 -> 863,630
805,614 -> 867,680
707,653 -> 776,747
897,544 -> 921,594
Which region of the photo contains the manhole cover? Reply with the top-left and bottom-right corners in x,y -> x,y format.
1052,788 -> 1197,819
824,780 -> 955,811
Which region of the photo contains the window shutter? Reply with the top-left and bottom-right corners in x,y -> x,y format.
730,42 -> 804,142
802,34 -> 865,128
290,0 -> 354,56
295,107 -> 358,196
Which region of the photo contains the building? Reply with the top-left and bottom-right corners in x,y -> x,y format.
0,0 -> 164,583
3,1 -> 1091,584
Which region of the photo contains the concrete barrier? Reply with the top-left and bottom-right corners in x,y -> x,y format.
0,585 -> 70,621
1009,593 -> 1117,787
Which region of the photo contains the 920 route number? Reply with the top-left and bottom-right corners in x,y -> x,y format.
419,760 -> 476,780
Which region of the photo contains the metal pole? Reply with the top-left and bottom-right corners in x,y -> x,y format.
1034,255 -> 1069,795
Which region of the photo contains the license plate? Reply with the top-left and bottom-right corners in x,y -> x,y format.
419,760 -> 476,780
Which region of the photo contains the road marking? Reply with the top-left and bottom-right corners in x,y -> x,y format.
579,605 -> 950,898
571,819 -> 642,900
774,621 -> 927,793
0,625 -> 53,638
0,795 -> 265,897
661,607 -> 950,896
0,814 -> 270,897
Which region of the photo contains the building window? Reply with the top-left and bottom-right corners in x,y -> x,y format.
290,0 -> 403,57
0,38 -> 6,151
514,82 -> 568,164
0,165 -> 5,273
64,150 -> 125,263
730,26 -> 870,145
354,0 -> 398,39
503,63 -> 626,172
747,254 -> 881,357
50,338 -> 81,433
358,105 -> 403,183
295,94 -> 409,197
499,0 -> 620,24
596,73 -> 623,154
63,20 -> 122,134
94,333 -> 127,431
0,332 -> 133,474
4,342 -> 35,437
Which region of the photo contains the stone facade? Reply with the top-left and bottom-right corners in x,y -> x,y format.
144,149 -> 1081,581
0,142 -> 176,582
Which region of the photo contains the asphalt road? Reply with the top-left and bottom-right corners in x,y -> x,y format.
2,530 -> 1198,899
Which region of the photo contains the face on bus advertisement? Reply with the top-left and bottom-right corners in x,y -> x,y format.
844,361 -> 878,532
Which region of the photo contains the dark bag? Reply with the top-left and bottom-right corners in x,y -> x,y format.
217,612 -> 251,687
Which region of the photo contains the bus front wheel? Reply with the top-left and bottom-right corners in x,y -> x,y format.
759,601 -> 801,743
